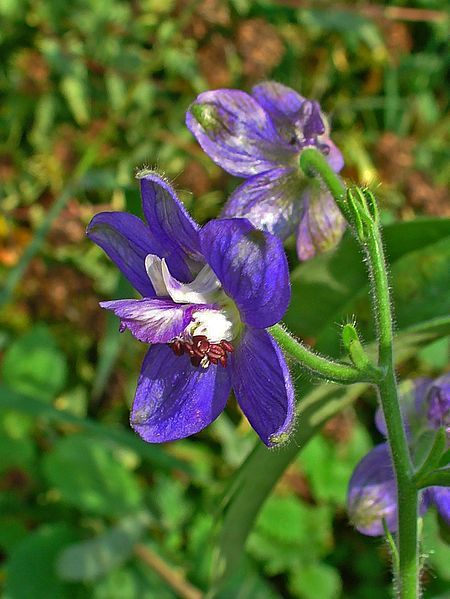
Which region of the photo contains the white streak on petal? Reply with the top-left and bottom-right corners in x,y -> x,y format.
162,260 -> 222,305
145,254 -> 168,296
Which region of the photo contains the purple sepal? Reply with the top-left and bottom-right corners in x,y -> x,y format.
131,345 -> 232,443
186,90 -> 294,177
86,212 -> 156,297
347,444 -> 398,536
139,173 -> 203,282
200,218 -> 290,329
221,167 -> 304,240
230,328 -> 295,447
428,487 -> 450,525
425,373 -> 450,433
296,185 -> 346,261
251,81 -> 305,136
100,298 -> 200,344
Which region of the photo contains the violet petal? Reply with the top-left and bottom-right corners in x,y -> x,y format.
131,345 -> 232,443
86,212 -> 156,297
200,218 -> 290,329
186,90 -> 295,177
139,173 -> 203,281
230,328 -> 295,447
99,298 -> 199,344
428,486 -> 450,525
425,373 -> 450,433
251,81 -> 305,143
347,444 -> 398,536
324,139 -> 345,173
222,167 -> 305,240
296,184 -> 346,261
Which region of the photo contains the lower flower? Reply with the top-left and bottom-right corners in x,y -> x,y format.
347,375 -> 450,536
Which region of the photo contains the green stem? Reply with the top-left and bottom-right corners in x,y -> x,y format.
299,147 -> 419,599
366,226 -> 418,599
299,148 -> 349,220
270,324 -> 379,384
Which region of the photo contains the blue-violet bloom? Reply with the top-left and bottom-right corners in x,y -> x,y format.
186,81 -> 346,261
347,374 -> 450,536
87,172 -> 295,446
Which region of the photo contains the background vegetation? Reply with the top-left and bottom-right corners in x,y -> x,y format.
1,1 -> 449,597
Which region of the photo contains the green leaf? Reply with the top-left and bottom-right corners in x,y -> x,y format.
422,512 -> 450,581
0,384 -> 190,473
417,467 -> 450,489
285,218 -> 450,356
92,568 -> 143,599
248,497 -> 333,574
299,424 -> 371,505
211,316 -> 450,592
0,324 -> 67,402
289,562 -> 342,599
42,434 -> 144,517
0,429 -> 35,475
57,512 -> 151,581
60,64 -> 90,125
5,524 -> 79,599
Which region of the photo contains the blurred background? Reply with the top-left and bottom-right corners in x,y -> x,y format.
0,1 -> 449,597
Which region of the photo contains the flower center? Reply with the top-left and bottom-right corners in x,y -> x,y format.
169,335 -> 234,368
146,255 -> 241,368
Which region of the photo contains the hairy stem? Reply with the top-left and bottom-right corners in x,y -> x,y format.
367,227 -> 418,598
299,147 -> 419,599
270,324 -> 380,384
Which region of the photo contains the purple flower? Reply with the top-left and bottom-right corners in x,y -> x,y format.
87,171 -> 295,446
347,375 -> 450,536
186,81 -> 346,261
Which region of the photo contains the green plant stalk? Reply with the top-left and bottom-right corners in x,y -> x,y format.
270,324 -> 380,384
299,147 -> 419,599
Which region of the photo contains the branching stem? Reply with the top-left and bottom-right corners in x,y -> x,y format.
297,147 -> 419,599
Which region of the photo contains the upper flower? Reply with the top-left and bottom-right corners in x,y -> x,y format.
186,81 -> 346,261
87,172 -> 294,446
347,375 -> 450,536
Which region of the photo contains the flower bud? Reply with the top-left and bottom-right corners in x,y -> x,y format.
347,444 -> 398,536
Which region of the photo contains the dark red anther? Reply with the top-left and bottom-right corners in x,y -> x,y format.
168,336 -> 234,368
184,341 -> 195,356
220,340 -> 234,353
170,340 -> 184,356
193,335 -> 210,354
190,355 -> 202,367
207,344 -> 225,360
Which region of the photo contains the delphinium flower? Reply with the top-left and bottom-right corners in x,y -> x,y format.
186,81 -> 346,260
87,172 -> 294,446
347,374 -> 450,536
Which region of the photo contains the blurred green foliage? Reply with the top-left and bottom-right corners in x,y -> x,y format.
0,0 -> 449,597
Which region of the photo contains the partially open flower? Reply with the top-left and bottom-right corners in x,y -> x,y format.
186,81 -> 346,260
87,172 -> 294,446
347,376 -> 450,536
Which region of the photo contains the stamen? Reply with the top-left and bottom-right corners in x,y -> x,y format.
168,335 -> 234,368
